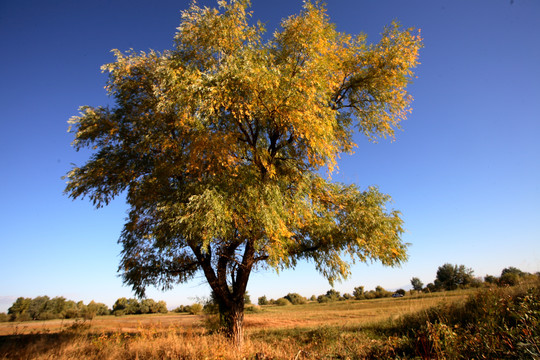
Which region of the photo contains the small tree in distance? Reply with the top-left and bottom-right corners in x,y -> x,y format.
64,0 -> 421,346
353,286 -> 365,300
410,277 -> 424,291
499,267 -> 526,286
435,263 -> 474,291
257,296 -> 268,306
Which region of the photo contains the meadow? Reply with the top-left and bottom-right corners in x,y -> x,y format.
0,284 -> 538,359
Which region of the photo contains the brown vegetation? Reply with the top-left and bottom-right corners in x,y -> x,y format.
0,290 -> 470,359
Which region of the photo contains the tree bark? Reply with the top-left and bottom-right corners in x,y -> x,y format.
218,297 -> 245,348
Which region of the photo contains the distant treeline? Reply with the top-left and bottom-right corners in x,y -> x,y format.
256,265 -> 540,306
111,297 -> 167,316
417,264 -> 539,292
1,296 -> 168,322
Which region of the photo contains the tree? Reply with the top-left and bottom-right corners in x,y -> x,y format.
353,286 -> 365,300
48,297 -> 68,318
84,300 -> 99,319
257,296 -> 268,306
140,298 -> 157,314
126,298 -> 141,314
64,0 -> 421,346
7,297 -> 31,321
156,300 -> 168,313
64,300 -> 79,319
28,296 -> 49,320
410,277 -> 423,291
112,297 -> 128,316
318,289 -> 341,302
395,288 -> 406,296
499,267 -> 525,286
435,263 -> 474,290
374,285 -> 391,298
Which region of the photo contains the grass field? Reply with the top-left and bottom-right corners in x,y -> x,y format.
0,285 -> 537,359
0,290 -> 470,336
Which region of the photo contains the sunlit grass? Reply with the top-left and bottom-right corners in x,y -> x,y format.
2,285 -> 536,359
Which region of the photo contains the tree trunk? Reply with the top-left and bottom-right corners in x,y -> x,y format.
218,300 -> 245,348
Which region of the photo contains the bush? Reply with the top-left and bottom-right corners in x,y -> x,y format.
156,300 -> 168,314
284,293 -> 307,305
363,291 -> 376,300
258,296 -> 268,306
64,308 -> 79,319
353,286 -> 365,300
245,305 -> 262,313
435,263 -> 475,291
374,286 -> 391,298
189,303 -> 203,315
173,305 -> 188,313
386,283 -> 540,359
499,268 -> 525,286
317,294 -> 330,303
410,277 -> 424,291
318,289 -> 341,303
275,298 -> 292,306
0,313 -> 8,322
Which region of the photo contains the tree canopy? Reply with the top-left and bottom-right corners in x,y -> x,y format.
435,263 -> 475,290
65,0 -> 421,344
410,277 -> 424,291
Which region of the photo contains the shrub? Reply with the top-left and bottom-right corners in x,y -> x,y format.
189,303 -> 203,315
64,308 -> 79,319
387,282 -> 540,359
435,263 -> 474,291
318,289 -> 341,302
258,296 -> 268,306
374,286 -> 391,298
173,305 -> 187,313
112,297 -> 128,315
284,293 -> 307,305
499,267 -> 526,286
353,286 -> 365,300
410,277 -> 424,291
0,313 -> 8,322
156,300 -> 168,313
275,298 -> 292,306
245,305 -> 262,313
317,295 -> 330,303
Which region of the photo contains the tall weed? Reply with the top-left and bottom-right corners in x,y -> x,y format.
384,282 -> 540,359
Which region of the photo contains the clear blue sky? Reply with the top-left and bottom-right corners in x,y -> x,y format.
1,0 -> 539,312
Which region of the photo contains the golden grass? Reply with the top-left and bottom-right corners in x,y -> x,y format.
0,290 -> 472,359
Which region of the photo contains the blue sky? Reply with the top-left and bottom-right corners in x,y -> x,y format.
0,0 -> 539,312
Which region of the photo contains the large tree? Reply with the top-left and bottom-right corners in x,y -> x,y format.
65,0 -> 421,346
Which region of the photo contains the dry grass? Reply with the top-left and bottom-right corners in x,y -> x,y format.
246,291 -> 469,330
0,290 -> 472,359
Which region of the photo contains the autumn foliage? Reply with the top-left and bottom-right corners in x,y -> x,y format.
65,0 -> 421,345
